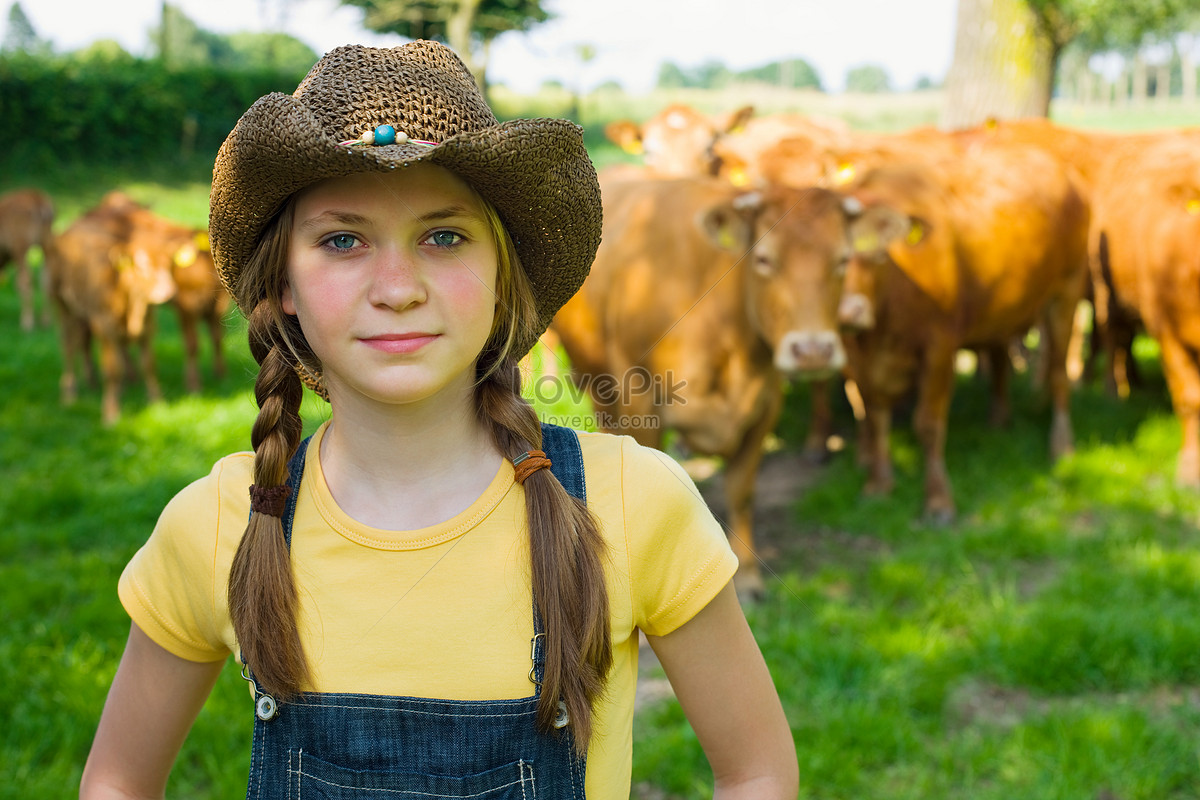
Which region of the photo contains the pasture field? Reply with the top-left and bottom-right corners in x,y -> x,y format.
5,102 -> 1200,799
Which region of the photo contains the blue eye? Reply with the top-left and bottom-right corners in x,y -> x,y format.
328,234 -> 358,250
428,230 -> 462,248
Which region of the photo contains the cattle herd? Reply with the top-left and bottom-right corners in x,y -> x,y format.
2,106 -> 1197,598
0,188 -> 229,425
549,105 -> 1200,597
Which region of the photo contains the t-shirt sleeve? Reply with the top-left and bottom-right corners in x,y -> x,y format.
619,437 -> 739,637
118,456 -> 248,663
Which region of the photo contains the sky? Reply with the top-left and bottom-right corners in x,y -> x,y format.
18,0 -> 959,93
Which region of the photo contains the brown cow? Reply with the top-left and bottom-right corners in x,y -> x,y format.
552,175 -> 866,599
147,226 -> 231,393
604,103 -> 755,178
0,188 -> 55,331
46,192 -> 178,424
1089,134 -> 1200,486
836,143 -> 1090,521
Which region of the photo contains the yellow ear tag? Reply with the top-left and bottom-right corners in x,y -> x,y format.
852,231 -> 879,254
115,253 -> 133,272
729,167 -> 749,187
906,220 -> 925,245
622,140 -> 644,155
194,231 -> 211,251
1186,199 -> 1200,215
834,163 -> 856,185
173,244 -> 198,268
717,227 -> 738,250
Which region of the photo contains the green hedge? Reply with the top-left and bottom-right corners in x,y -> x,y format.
0,57 -> 308,172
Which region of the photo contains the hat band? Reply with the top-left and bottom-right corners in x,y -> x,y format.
339,124 -> 439,148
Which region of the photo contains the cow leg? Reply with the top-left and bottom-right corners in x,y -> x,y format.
913,345 -> 957,523
96,334 -> 123,425
861,399 -> 894,496
801,378 -> 832,463
982,343 -> 1011,428
178,309 -> 202,393
1042,297 -> 1079,460
721,386 -> 783,603
1158,332 -> 1200,488
57,313 -> 84,407
14,254 -> 34,332
138,313 -> 163,404
207,312 -> 227,381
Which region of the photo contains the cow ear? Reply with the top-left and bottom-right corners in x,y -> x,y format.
848,203 -> 911,260
1167,183 -> 1200,216
699,193 -> 759,252
604,120 -> 643,154
718,105 -> 755,134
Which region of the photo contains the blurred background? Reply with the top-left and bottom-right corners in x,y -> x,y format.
4,1 -> 1200,799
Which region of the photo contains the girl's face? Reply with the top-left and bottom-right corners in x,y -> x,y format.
283,164 -> 499,410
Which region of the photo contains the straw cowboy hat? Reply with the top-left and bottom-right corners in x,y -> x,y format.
208,40 -> 602,360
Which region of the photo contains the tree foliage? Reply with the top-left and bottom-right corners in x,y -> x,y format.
150,4 -> 316,73
656,57 -> 823,91
1026,0 -> 1200,53
845,64 -> 891,93
2,1 -> 49,56
338,0 -> 552,82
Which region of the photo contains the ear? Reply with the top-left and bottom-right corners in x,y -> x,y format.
847,202 -> 911,261
281,283 -> 296,315
604,120 -> 643,154
1167,182 -> 1200,215
698,192 -> 761,253
717,105 -> 755,134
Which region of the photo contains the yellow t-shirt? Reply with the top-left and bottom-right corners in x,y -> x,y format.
120,423 -> 738,799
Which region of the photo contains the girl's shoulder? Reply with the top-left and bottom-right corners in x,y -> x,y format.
574,429 -> 702,492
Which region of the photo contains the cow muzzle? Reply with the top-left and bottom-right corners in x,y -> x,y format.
838,292 -> 875,330
775,330 -> 846,378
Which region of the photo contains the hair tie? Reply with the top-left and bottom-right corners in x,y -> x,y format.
512,450 -> 551,485
249,484 -> 292,517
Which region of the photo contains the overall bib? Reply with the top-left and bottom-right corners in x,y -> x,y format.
242,424 -> 588,799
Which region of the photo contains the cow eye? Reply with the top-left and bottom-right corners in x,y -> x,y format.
753,252 -> 773,276
833,254 -> 850,277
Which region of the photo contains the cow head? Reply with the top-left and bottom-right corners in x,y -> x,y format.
608,104 -> 754,178
699,186 -> 858,380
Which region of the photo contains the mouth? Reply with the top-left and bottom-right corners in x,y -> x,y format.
360,333 -> 439,354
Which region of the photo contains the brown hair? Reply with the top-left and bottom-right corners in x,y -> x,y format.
226,183 -> 612,754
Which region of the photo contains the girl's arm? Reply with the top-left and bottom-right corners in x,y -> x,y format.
80,623 -> 226,800
647,582 -> 799,799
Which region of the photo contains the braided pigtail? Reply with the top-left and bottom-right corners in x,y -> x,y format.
225,199 -> 312,699
477,360 -> 612,755
227,301 -> 308,698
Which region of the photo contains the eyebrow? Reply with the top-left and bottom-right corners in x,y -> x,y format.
295,205 -> 481,233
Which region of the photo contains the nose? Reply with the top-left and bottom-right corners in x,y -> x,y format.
775,330 -> 846,376
367,248 -> 427,310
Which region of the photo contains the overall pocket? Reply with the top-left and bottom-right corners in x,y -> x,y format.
288,750 -> 536,799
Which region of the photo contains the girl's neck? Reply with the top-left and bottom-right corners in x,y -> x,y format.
317,385 -> 505,531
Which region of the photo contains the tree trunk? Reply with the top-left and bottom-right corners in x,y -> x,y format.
1184,53 -> 1197,105
1131,55 -> 1148,105
446,0 -> 484,86
940,0 -> 1058,130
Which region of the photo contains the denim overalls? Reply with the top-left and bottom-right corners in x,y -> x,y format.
241,423 -> 588,799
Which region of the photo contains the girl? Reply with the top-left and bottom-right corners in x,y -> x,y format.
81,41 -> 797,799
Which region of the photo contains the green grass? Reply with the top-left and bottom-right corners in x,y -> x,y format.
6,102 -> 1200,798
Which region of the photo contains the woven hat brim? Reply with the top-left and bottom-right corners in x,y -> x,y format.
209,92 -> 601,359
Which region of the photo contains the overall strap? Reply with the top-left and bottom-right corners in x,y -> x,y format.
280,436 -> 312,547
539,422 -> 585,502
530,423 -> 585,694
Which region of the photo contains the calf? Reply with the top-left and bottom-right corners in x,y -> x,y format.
46,192 -> 178,424
1089,134 -> 1200,486
552,176 -> 865,599
605,103 -> 755,178
0,188 -> 55,331
837,145 -> 1089,521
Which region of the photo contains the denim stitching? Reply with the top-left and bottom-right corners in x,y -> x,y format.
294,771 -> 531,797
